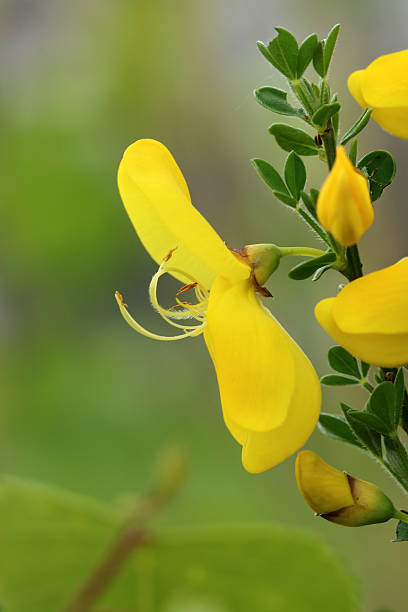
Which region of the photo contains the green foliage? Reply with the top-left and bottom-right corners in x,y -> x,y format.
341,108 -> 372,145
393,513 -> 408,542
0,479 -> 358,612
288,252 -> 336,280
328,346 -> 361,379
348,140 -> 358,166
254,87 -> 304,117
318,413 -> 365,449
312,24 -> 340,78
257,28 -> 299,79
300,191 -> 317,217
251,159 -> 289,194
312,103 -> 341,129
269,124 -> 319,156
341,403 -> 382,457
320,374 -> 360,386
365,382 -> 398,434
357,150 -> 396,201
297,34 -> 319,77
284,152 -> 306,200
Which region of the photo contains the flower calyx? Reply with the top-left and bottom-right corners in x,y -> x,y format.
231,243 -> 281,296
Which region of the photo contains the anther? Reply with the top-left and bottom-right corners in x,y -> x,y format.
115,290 -> 128,307
176,282 -> 198,295
164,247 -> 178,262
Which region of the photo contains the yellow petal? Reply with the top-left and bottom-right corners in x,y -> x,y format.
361,50 -> 408,108
315,297 -> 408,367
205,276 -> 296,432
223,335 -> 321,473
370,107 -> 408,140
295,451 -> 354,514
347,70 -> 367,108
118,139 -> 249,288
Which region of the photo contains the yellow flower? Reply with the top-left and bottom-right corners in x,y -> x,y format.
316,146 -> 373,247
348,50 -> 408,139
115,139 -> 321,473
315,258 -> 408,367
296,450 -> 395,527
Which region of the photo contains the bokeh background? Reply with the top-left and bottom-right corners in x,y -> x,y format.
2,1 -> 408,610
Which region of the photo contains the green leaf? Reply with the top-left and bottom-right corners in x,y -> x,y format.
310,187 -> 319,206
318,413 -> 365,449
360,361 -> 370,378
328,346 -> 361,379
394,369 -> 405,427
254,87 -> 303,117
288,252 -> 336,280
251,158 -> 289,194
297,33 -> 319,77
324,24 -> 340,72
284,151 -> 306,200
331,94 -> 340,137
341,403 -> 382,456
366,381 -> 396,434
266,27 -> 299,79
320,374 -> 359,386
312,41 -> 325,78
256,40 -> 274,64
312,102 -> 341,128
269,124 -> 319,156
348,410 -> 391,436
348,140 -> 358,166
312,265 -> 331,281
340,108 -> 372,145
301,191 -> 317,217
394,512 -> 408,542
273,191 -> 297,207
357,150 -> 396,201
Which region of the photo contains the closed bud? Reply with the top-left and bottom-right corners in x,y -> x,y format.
316,146 -> 373,247
233,243 -> 281,286
296,450 -> 396,527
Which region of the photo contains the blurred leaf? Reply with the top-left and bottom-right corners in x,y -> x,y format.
318,413 -> 365,449
269,124 -> 318,156
297,34 -> 319,77
341,403 -> 382,457
312,103 -> 341,128
284,152 -> 306,200
361,361 -> 370,378
328,346 -> 361,379
251,159 -> 289,194
320,375 -> 359,386
365,382 -> 396,434
300,191 -> 316,217
254,87 -> 303,117
289,252 -> 336,280
348,140 -> 358,166
394,513 -> 408,542
273,191 -> 297,207
357,150 -> 396,201
394,369 -> 405,428
340,108 -> 372,146
265,28 -> 298,79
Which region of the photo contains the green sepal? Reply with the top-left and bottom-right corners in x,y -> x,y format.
251,158 -> 289,194
365,381 -> 396,434
296,33 -> 318,77
262,28 -> 299,79
318,413 -> 365,449
312,102 -> 341,128
300,191 -> 317,218
341,403 -> 382,457
284,152 -> 306,201
254,87 -> 304,117
340,108 -> 372,145
394,514 -> 408,542
328,346 -> 361,379
357,150 -> 396,201
320,374 -> 360,386
269,123 -> 319,156
273,191 -> 297,207
348,140 -> 358,166
288,252 -> 336,280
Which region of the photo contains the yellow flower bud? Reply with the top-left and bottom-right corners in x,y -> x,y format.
296,451 -> 396,527
315,258 -> 408,367
316,146 -> 373,247
348,50 -> 408,139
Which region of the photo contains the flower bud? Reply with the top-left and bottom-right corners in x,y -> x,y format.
316,146 -> 373,247
348,50 -> 408,140
233,243 -> 281,286
296,450 -> 396,527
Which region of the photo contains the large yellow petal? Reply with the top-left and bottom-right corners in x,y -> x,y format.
361,50 -> 408,108
370,107 -> 408,140
221,329 -> 321,473
347,70 -> 367,108
315,297 -> 408,367
205,276 -> 296,433
118,139 -> 249,288
332,258 -> 408,335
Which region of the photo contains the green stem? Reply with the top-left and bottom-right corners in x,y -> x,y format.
297,208 -> 333,246
344,244 -> 363,280
393,509 -> 408,524
279,246 -> 326,259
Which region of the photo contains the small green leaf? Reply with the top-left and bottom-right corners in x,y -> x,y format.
288,252 -> 336,280
340,108 -> 372,145
348,140 -> 358,166
284,152 -> 306,201
328,346 -> 361,379
297,34 -> 318,77
273,191 -> 297,207
394,512 -> 408,542
357,150 -> 396,201
320,374 -> 359,386
269,124 -> 318,156
312,102 -> 341,128
324,24 -> 340,72
251,158 -> 289,194
310,188 -> 319,206
393,369 -> 405,428
254,87 -> 304,117
300,191 -> 317,218
331,94 -> 340,137
257,41 -> 274,64
341,403 -> 382,457
318,413 -> 365,449
360,361 -> 370,378
312,265 -> 331,281
366,381 -> 396,434
266,27 -> 299,79
346,409 -> 391,436
312,41 -> 325,78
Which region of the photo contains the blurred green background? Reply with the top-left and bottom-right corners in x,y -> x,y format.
2,1 -> 408,610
